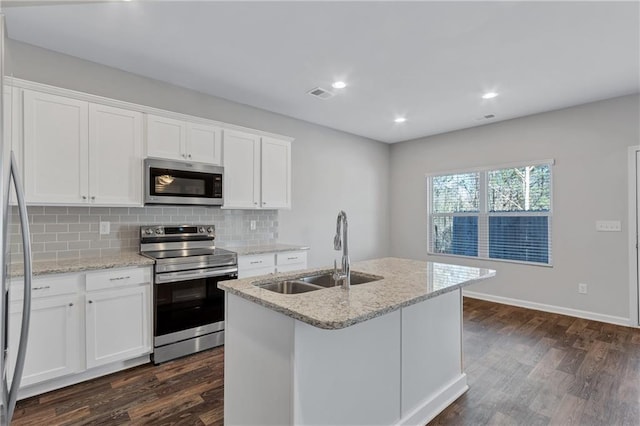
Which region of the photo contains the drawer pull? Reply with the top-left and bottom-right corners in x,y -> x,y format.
250,261 -> 262,265
33,286 -> 50,291
88,300 -> 93,304
287,257 -> 298,260
69,303 -> 74,307
109,276 -> 131,281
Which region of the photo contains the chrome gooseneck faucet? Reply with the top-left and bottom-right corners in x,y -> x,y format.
332,210 -> 350,289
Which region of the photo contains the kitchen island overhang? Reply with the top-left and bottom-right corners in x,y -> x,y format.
219,257 -> 495,425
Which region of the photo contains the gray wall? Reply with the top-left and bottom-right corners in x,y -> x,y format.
390,94 -> 639,320
7,40 -> 390,267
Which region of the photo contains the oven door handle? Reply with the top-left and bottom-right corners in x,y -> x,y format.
155,266 -> 238,284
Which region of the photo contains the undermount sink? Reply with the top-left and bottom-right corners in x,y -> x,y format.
301,272 -> 382,287
257,280 -> 324,294
255,271 -> 383,294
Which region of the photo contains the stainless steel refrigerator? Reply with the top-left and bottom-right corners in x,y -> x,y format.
0,13 -> 33,426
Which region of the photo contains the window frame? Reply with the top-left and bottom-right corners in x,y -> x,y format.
426,159 -> 554,267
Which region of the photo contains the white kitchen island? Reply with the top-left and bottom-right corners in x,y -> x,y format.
218,257 -> 495,426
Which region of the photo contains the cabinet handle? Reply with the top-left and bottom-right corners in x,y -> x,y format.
250,261 -> 262,264
32,286 -> 50,291
109,276 -> 131,281
188,154 -> 192,158
88,300 -> 93,304
69,303 -> 74,307
91,196 -> 95,201
82,196 -> 87,200
287,257 -> 298,260
262,202 -> 266,205
253,202 -> 258,205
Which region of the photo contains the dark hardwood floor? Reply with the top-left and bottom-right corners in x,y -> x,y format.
12,298 -> 640,425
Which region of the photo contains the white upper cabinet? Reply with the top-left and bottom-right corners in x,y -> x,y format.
187,122 -> 222,165
23,90 -> 89,204
223,130 -> 291,210
261,137 -> 291,209
223,129 -> 261,209
89,104 -> 143,205
145,114 -> 186,161
146,114 -> 222,165
22,89 -> 143,206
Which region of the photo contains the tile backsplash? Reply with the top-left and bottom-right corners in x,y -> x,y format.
10,206 -> 278,261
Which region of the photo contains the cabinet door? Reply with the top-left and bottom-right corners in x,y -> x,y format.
261,137 -> 291,209
145,114 -> 186,161
8,295 -> 80,387
23,90 -> 89,204
85,285 -> 150,369
223,130 -> 261,209
187,122 -> 222,165
89,104 -> 143,206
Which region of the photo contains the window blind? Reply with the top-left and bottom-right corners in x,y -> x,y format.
428,163 -> 552,265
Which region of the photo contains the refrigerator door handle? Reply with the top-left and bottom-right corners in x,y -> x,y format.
5,151 -> 32,421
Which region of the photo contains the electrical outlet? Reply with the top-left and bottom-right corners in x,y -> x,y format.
596,220 -> 621,232
250,220 -> 256,231
99,221 -> 110,235
578,283 -> 588,294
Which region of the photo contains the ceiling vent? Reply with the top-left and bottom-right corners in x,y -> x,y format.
307,87 -> 335,100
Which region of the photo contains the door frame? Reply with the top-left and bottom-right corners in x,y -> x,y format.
627,146 -> 640,327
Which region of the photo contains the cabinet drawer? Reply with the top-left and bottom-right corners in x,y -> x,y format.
276,263 -> 307,274
86,266 -> 150,292
10,273 -> 82,301
238,254 -> 275,270
238,266 -> 276,279
276,251 -> 307,266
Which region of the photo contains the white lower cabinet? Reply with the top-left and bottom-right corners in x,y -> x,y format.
275,251 -> 307,273
9,293 -> 81,387
85,285 -> 150,369
9,266 -> 151,395
238,253 -> 276,278
238,250 -> 308,278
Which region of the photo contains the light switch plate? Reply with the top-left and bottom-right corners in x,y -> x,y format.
596,220 -> 621,232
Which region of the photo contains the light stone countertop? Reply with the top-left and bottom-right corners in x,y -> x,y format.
218,257 -> 495,330
222,243 -> 310,256
10,252 -> 155,277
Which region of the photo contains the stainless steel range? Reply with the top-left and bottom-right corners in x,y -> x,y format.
140,224 -> 237,364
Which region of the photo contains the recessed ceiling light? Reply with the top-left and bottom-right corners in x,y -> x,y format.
482,92 -> 499,100
394,117 -> 406,123
331,81 -> 347,89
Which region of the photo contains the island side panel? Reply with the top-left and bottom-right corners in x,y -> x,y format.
293,310 -> 401,426
224,293 -> 295,425
399,288 -> 466,425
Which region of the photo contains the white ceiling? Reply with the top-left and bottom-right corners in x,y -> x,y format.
3,1 -> 639,143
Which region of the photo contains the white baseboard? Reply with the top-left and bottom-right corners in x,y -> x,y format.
463,290 -> 633,327
396,373 -> 468,426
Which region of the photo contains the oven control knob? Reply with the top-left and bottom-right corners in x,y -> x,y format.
155,228 -> 162,234
145,229 -> 153,235
199,227 -> 205,233
207,227 -> 213,233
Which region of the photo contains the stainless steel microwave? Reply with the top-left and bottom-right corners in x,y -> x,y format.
144,158 -> 223,206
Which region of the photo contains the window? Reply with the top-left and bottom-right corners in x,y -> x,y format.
427,161 -> 552,265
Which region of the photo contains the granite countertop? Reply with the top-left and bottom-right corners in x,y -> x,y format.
218,257 -> 495,330
223,243 -> 310,256
10,252 -> 155,277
